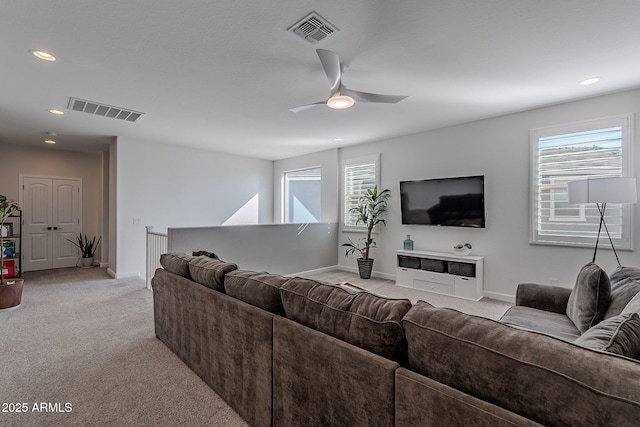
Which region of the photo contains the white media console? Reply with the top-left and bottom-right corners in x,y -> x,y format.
395,249 -> 484,301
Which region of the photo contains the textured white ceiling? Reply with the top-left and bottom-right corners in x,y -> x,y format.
1,0 -> 640,160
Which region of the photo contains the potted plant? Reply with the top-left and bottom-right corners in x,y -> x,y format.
1,194 -> 23,309
342,186 -> 391,279
67,233 -> 102,268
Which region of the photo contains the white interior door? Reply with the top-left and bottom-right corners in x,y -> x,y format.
22,177 -> 82,271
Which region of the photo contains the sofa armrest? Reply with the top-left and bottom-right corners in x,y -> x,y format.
515,283 -> 572,314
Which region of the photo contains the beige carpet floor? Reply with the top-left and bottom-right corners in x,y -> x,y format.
0,268 -> 248,427
1,267 -> 513,427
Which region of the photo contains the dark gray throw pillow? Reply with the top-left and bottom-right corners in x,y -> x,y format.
192,250 -> 219,259
575,313 -> 640,359
606,266 -> 640,318
566,263 -> 611,333
622,292 -> 640,315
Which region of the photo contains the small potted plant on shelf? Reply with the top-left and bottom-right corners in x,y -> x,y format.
342,186 -> 391,279
67,233 -> 102,268
0,194 -> 23,310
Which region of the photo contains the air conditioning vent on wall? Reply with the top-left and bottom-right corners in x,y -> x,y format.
67,97 -> 144,122
288,12 -> 338,45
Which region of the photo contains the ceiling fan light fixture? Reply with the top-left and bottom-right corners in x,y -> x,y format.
30,49 -> 56,62
327,95 -> 354,109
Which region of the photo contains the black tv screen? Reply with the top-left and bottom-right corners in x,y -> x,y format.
400,175 -> 485,227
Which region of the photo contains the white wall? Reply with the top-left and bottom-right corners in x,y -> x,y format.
272,148 -> 339,223
113,137 -> 273,278
0,142 -> 106,264
336,89 -> 640,299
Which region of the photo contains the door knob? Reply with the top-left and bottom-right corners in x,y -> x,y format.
47,226 -> 52,230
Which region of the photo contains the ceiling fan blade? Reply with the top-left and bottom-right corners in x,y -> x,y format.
316,49 -> 341,91
289,101 -> 327,113
341,87 -> 407,104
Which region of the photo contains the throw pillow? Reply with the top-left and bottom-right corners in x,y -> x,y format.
621,291 -> 640,315
159,252 -> 194,278
192,250 -> 219,259
575,313 -> 640,359
566,263 -> 611,333
188,256 -> 238,292
605,266 -> 640,318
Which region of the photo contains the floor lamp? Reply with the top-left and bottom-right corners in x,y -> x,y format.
568,177 -> 637,267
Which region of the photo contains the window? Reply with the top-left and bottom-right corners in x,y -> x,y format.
343,155 -> 379,229
530,114 -> 634,248
283,167 -> 321,223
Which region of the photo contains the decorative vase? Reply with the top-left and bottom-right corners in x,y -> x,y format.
357,258 -> 374,279
403,235 -> 414,250
0,278 -> 24,310
452,243 -> 472,256
82,257 -> 94,268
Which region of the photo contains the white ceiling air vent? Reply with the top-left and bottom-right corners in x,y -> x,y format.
67,97 -> 144,122
288,12 -> 338,46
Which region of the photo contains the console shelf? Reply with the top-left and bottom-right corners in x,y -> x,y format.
395,249 -> 483,301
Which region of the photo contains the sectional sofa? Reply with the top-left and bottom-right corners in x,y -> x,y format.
152,252 -> 640,426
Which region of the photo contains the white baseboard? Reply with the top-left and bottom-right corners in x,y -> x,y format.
107,268 -> 140,279
290,265 -> 339,277
482,290 -> 515,304
337,265 -> 396,281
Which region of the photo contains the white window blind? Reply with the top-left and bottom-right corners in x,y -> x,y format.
343,155 -> 379,228
530,114 -> 634,248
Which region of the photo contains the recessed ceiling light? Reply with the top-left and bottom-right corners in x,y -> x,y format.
44,139 -> 56,144
48,109 -> 64,115
30,49 -> 56,62
580,77 -> 601,86
334,138 -> 342,141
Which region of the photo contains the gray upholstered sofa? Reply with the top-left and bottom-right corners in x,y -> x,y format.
152,253 -> 640,426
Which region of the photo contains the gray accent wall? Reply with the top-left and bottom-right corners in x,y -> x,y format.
168,222 -> 338,275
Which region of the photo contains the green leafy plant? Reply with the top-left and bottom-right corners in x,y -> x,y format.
342,186 -> 391,260
0,194 -> 19,223
67,233 -> 102,258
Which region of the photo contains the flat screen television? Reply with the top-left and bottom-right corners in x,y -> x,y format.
400,175 -> 485,228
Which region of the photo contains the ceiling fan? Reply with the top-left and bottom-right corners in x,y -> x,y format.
290,49 -> 407,113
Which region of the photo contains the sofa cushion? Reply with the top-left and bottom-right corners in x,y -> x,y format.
279,277 -> 412,363
605,266 -> 640,318
566,263 -> 611,333
224,270 -> 289,314
575,313 -> 640,358
500,305 -> 581,341
159,252 -> 194,278
188,256 -> 238,292
402,301 -> 640,426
